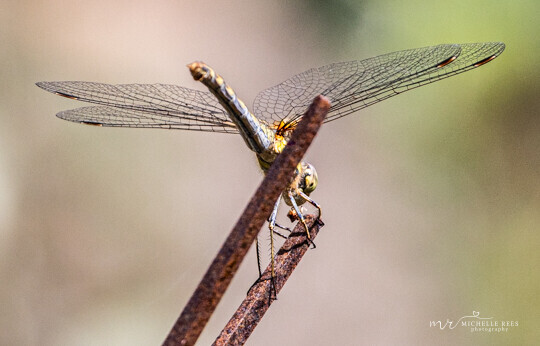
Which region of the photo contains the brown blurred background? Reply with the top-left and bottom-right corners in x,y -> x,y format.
1,0 -> 538,345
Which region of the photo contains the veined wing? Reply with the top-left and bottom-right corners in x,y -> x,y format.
36,81 -> 238,133
253,42 -> 505,125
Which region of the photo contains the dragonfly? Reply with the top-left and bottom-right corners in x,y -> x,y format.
37,42 -> 505,285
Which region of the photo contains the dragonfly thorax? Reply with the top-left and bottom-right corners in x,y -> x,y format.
256,131 -> 290,172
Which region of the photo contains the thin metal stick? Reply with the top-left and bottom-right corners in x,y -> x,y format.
213,215 -> 323,346
163,96 -> 330,346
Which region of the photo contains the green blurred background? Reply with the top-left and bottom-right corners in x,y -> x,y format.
1,0 -> 538,345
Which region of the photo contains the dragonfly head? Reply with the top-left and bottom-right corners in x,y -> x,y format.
299,162 -> 318,195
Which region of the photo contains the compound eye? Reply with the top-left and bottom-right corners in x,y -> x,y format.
303,164 -> 318,194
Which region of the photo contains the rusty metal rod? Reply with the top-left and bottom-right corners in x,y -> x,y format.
163,96 -> 330,346
213,215 -> 323,345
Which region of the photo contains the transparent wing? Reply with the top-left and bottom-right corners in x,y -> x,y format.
253,42 -> 505,124
36,81 -> 238,133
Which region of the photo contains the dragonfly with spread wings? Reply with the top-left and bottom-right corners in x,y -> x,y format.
37,42 -> 505,281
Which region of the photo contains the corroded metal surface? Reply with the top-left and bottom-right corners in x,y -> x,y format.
214,215 -> 323,346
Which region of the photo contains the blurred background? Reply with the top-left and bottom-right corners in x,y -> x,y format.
1,0 -> 538,345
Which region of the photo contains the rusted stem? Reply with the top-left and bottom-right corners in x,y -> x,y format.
213,215 -> 323,345
163,96 -> 330,346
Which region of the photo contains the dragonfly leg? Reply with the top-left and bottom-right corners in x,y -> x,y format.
268,217 -> 292,239
298,190 -> 322,222
287,191 -> 316,249
274,220 -> 293,232
247,198 -> 280,301
273,229 -> 288,239
271,221 -> 292,238
246,236 -> 264,296
267,211 -> 291,238
265,198 -> 281,300
268,198 -> 281,281
255,236 -> 263,278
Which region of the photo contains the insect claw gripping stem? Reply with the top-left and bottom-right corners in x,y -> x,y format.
287,191 -> 317,249
299,190 -> 323,244
300,218 -> 317,249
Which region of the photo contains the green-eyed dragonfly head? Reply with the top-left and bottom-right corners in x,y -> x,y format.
300,162 -> 318,195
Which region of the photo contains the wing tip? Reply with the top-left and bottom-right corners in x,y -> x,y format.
36,81 -> 50,91
36,81 -> 80,99
472,42 -> 506,67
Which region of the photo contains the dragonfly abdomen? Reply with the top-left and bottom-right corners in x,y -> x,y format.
188,62 -> 277,160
